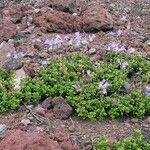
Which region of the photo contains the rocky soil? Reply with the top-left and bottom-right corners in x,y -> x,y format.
0,0 -> 150,150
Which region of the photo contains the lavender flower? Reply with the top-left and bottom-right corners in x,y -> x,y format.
99,80 -> 109,89
144,85 -> 150,96
75,38 -> 81,47
102,88 -> 107,94
98,80 -> 109,95
128,47 -> 135,54
74,32 -> 82,47
118,59 -> 129,68
88,34 -> 96,42
108,42 -> 120,51
108,43 -> 126,52
75,32 -> 81,37
7,51 -> 24,59
73,81 -> 80,89
119,46 -> 126,51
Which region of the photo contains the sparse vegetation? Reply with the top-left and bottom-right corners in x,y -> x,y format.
92,130 -> 150,150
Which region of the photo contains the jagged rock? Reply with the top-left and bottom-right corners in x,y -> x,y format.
82,1 -> 113,32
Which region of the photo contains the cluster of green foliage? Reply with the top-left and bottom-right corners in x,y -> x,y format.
0,51 -> 150,119
0,69 -> 21,112
92,130 -> 150,150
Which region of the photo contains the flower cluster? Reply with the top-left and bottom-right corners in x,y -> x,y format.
7,51 -> 24,59
107,42 -> 135,54
44,32 -> 96,51
117,59 -> 129,68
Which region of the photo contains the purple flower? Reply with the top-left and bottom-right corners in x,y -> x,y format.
73,81 -> 80,89
88,34 -> 96,42
75,32 -> 81,37
144,85 -> 150,96
7,51 -> 24,59
102,88 -> 107,94
75,38 -> 81,47
99,80 -> 109,89
119,46 -> 126,51
128,47 -> 135,54
98,80 -> 109,95
53,35 -> 63,45
118,60 -> 129,68
108,42 -> 119,51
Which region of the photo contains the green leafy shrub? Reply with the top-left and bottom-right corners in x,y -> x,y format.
93,130 -> 150,150
0,69 -> 21,112
0,51 -> 150,119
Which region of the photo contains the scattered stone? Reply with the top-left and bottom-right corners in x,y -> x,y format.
13,68 -> 26,90
48,0 -> 77,13
0,129 -> 62,150
146,117 -> 150,124
124,82 -> 131,91
60,141 -> 80,150
131,118 -> 139,123
42,97 -> 73,119
83,138 -> 92,150
54,131 -> 70,142
52,97 -> 73,119
2,58 -> 23,72
68,125 -> 76,132
21,119 -> 31,126
38,52 -> 49,58
0,41 -> 15,66
89,48 -> 96,55
34,105 -> 46,116
0,124 -> 8,139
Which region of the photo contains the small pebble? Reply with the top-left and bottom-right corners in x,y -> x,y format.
68,125 -> 76,132
89,48 -> 96,55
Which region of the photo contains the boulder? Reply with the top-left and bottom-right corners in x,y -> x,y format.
0,130 -> 62,150
82,1 -> 113,32
42,97 -> 73,119
33,10 -> 82,33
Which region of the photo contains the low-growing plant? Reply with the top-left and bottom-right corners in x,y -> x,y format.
92,130 -> 150,150
0,50 -> 150,119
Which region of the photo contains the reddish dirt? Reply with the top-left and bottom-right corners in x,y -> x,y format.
0,0 -> 150,149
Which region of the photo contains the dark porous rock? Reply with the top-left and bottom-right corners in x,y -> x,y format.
42,97 -> 73,119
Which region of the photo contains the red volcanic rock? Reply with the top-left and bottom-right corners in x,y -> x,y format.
82,1 -> 113,32
0,129 -> 61,150
0,18 -> 16,43
33,10 -> 82,33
